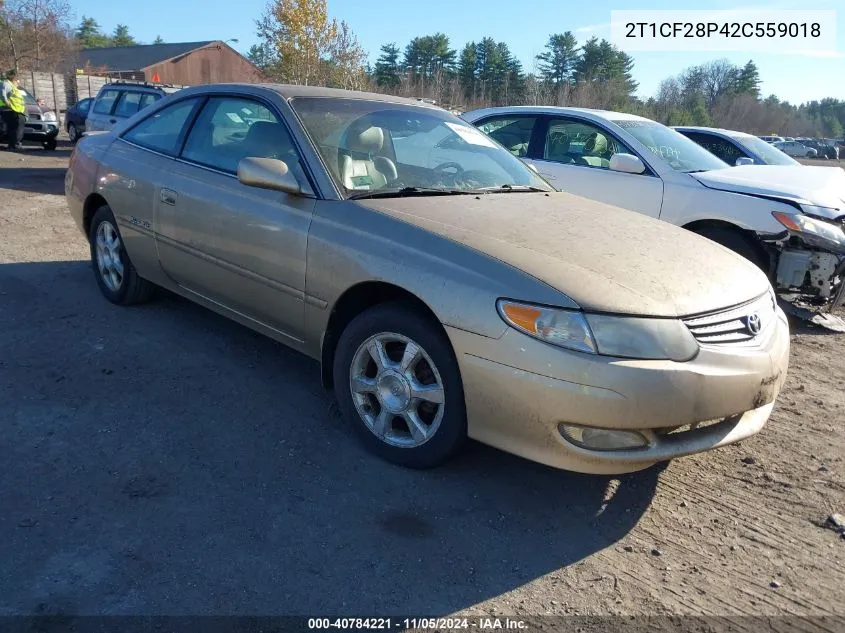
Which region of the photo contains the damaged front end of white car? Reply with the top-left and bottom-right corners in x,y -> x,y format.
759,206 -> 845,330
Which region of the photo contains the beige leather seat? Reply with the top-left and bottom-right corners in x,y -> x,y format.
340,125 -> 397,191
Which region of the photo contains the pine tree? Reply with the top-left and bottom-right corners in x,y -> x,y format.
535,32 -> 578,86
735,60 -> 761,99
111,24 -> 136,47
75,16 -> 110,48
374,43 -> 401,88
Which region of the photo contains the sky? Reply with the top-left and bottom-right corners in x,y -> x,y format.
70,0 -> 845,104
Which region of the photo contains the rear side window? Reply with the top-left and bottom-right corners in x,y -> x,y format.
123,98 -> 201,156
92,89 -> 121,115
113,92 -> 142,118
139,93 -> 159,111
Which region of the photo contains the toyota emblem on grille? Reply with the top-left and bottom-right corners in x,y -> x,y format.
745,313 -> 762,335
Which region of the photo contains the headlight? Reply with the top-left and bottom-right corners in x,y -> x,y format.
772,211 -> 845,249
41,111 -> 57,121
497,300 -> 699,361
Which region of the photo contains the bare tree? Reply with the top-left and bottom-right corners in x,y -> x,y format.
0,0 -> 74,72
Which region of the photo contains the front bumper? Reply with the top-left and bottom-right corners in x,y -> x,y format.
447,308 -> 790,474
24,120 -> 59,140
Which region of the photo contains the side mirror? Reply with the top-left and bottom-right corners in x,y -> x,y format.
237,157 -> 301,195
735,157 -> 755,166
609,153 -> 646,174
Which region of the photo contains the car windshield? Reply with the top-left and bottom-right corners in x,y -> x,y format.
290,97 -> 553,198
613,120 -> 729,173
731,134 -> 799,166
20,90 -> 36,105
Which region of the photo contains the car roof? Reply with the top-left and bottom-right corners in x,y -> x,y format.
98,82 -> 180,95
461,105 -> 652,123
170,83 -> 445,109
673,126 -> 755,139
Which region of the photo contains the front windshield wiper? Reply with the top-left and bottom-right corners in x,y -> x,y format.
476,184 -> 550,193
682,169 -> 712,174
348,187 -> 475,200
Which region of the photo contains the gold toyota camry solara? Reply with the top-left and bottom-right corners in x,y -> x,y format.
65,84 -> 790,474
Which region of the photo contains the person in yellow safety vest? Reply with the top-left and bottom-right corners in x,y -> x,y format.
1,69 -> 27,151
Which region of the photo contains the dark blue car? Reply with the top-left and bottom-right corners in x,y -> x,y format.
65,97 -> 93,143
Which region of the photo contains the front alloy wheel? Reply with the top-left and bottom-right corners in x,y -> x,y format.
333,303 -> 467,468
350,332 -> 446,448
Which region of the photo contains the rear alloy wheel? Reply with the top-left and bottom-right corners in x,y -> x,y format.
333,303 -> 467,468
89,205 -> 155,305
68,124 -> 79,143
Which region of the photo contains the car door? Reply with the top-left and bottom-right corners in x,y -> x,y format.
86,88 -> 122,132
524,116 -> 664,218
153,94 -> 317,342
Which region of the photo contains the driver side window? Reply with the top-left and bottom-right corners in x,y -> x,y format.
476,116 -> 537,157
181,96 -> 309,191
542,118 -> 632,170
684,133 -> 745,165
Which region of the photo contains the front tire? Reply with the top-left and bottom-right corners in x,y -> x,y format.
89,205 -> 155,305
68,124 -> 79,143
332,302 -> 467,469
43,139 -> 57,151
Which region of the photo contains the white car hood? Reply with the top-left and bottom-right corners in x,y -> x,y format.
691,165 -> 845,218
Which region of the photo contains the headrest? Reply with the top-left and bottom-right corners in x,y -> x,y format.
245,121 -> 295,157
584,132 -> 607,155
347,126 -> 385,153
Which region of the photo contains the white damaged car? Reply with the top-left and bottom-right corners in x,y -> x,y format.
462,107 -> 845,327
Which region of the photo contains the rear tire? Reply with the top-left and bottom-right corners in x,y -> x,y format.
89,205 -> 155,306
68,124 -> 79,143
692,226 -> 768,273
332,302 -> 467,469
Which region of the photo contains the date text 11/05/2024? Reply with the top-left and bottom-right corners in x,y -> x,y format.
307,618 -> 529,630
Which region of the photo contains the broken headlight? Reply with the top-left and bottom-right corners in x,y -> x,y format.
772,211 -> 845,251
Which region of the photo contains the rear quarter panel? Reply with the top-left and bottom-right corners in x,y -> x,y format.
92,139 -> 170,286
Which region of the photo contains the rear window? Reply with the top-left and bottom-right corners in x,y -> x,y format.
93,89 -> 121,115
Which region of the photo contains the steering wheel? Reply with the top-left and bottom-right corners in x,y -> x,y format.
432,161 -> 465,183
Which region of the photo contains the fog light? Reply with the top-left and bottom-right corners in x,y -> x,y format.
559,424 -> 649,451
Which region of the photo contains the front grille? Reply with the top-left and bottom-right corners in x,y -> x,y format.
683,292 -> 777,347
30,113 -> 42,121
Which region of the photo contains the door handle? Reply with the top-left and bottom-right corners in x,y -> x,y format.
109,119 -> 116,124
160,188 -> 178,206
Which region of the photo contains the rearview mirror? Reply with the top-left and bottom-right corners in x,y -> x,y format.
238,157 -> 301,195
609,153 -> 646,174
735,157 -> 755,166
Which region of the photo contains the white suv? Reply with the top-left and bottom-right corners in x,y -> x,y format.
86,82 -> 181,134
462,106 -> 845,319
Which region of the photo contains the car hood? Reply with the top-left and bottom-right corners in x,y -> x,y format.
692,165 -> 845,217
357,192 -> 770,317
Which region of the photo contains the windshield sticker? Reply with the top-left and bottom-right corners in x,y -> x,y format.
350,175 -> 374,189
226,112 -> 244,124
444,122 -> 498,148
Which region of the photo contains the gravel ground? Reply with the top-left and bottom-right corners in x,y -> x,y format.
0,145 -> 843,623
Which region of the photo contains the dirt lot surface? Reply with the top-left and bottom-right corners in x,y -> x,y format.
1,145 -> 843,624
